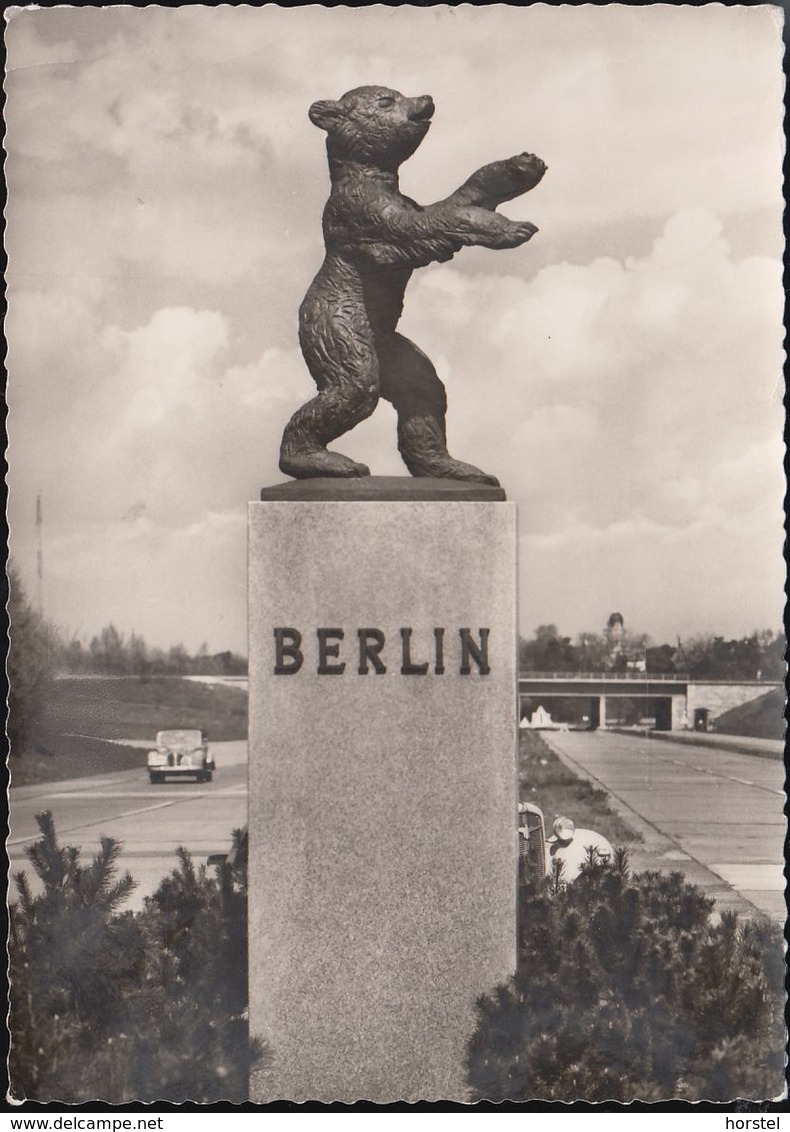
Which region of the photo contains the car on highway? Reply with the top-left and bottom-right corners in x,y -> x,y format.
147,728 -> 215,784
518,801 -> 613,882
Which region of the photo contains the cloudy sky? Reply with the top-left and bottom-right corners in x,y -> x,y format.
5,4 -> 785,654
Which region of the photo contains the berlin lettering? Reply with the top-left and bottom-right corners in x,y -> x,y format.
273,627 -> 491,676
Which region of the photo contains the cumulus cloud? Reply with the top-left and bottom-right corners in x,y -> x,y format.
411,207 -> 783,638
398,207 -> 783,539
7,291 -> 308,645
5,5 -> 785,650
46,508 -> 249,652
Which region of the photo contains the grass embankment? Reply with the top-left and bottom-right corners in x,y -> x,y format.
10,676 -> 248,788
518,729 -> 639,846
713,688 -> 785,741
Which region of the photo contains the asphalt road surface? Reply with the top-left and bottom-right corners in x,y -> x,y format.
543,730 -> 785,922
8,740 -> 248,912
8,731 -> 785,922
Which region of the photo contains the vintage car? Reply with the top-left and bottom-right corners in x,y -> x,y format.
518,801 -> 613,882
147,729 -> 215,784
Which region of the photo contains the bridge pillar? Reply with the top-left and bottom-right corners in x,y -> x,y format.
589,695 -> 606,729
671,693 -> 688,730
589,697 -> 599,728
654,698 -> 672,730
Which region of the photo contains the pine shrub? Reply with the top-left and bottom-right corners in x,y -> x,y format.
9,816 -> 265,1103
9,812 -> 144,1101
467,851 -> 785,1102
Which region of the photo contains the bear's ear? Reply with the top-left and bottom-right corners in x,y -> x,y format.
308,99 -> 343,131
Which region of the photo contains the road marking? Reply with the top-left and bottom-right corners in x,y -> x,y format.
7,846 -> 227,858
7,796 -> 222,847
650,752 -> 783,797
44,789 -> 246,800
710,862 -> 786,891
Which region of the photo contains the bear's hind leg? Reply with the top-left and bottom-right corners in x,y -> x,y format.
379,334 -> 500,487
280,321 -> 380,479
280,385 -> 373,479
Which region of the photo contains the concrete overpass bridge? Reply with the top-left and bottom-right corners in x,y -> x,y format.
518,672 -> 781,731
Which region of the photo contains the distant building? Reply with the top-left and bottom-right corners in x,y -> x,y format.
604,612 -> 626,669
603,612 -> 678,674
605,611 -> 624,644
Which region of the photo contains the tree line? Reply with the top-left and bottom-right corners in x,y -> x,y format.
60,623 -> 247,679
7,566 -> 783,756
519,623 -> 785,681
6,567 -> 247,752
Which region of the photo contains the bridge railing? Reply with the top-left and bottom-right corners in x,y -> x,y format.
519,671 -> 690,682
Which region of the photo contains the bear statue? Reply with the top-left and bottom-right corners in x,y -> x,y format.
279,85 -> 547,486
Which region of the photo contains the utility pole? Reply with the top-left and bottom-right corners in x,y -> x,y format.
36,493 -> 43,618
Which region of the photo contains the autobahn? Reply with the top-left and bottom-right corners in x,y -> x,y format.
8,740 -> 248,911
543,729 -> 785,922
8,731 -> 785,922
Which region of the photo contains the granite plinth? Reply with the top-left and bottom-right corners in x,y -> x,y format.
260,475 -> 506,502
248,497 -> 517,1102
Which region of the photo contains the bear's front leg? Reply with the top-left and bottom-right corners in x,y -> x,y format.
449,153 -> 547,210
452,205 -> 539,249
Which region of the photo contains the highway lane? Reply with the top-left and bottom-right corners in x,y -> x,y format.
9,730 -> 785,922
8,740 -> 248,911
543,730 -> 786,922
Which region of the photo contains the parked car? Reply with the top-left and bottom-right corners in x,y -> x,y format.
518,801 -> 613,882
147,729 -> 215,784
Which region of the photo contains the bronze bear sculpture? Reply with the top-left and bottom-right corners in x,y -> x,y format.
279,86 -> 546,486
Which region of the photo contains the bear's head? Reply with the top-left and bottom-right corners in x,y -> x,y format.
308,86 -> 435,170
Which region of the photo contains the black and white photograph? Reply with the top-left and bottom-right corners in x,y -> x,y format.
4,3 -> 786,1109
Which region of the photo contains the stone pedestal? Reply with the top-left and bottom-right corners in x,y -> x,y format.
248,480 -> 518,1102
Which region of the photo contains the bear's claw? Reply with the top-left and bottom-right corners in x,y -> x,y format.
408,457 -> 500,488
439,462 -> 501,488
279,449 -> 371,479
